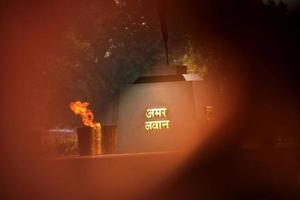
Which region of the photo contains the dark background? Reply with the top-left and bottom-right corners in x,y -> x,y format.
1,0 -> 300,199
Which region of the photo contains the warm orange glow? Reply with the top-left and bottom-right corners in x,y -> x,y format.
70,101 -> 101,129
145,107 -> 170,131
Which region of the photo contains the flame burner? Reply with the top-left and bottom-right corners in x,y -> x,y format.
101,125 -> 117,154
77,125 -> 117,156
77,126 -> 101,156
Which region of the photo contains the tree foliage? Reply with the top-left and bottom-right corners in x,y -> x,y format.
35,0 -> 215,128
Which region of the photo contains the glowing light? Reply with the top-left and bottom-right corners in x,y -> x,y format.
70,101 -> 101,129
145,120 -> 170,130
145,107 -> 170,131
145,108 -> 167,118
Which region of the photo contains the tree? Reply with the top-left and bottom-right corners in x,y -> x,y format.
35,0 -> 215,128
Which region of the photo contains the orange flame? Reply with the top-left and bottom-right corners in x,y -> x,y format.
69,101 -> 101,129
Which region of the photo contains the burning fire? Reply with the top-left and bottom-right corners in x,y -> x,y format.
70,101 -> 101,129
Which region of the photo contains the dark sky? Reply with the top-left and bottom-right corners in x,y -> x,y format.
264,0 -> 299,9
285,0 -> 299,5
281,0 -> 299,9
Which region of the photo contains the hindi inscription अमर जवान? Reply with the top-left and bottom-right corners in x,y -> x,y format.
145,108 -> 170,131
